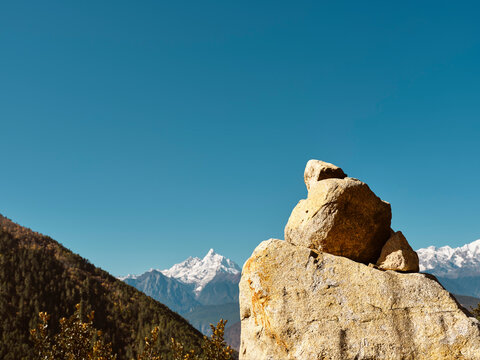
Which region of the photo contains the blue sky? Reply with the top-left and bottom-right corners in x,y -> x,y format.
1,1 -> 479,276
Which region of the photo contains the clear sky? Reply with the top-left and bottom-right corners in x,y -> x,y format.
1,1 -> 479,276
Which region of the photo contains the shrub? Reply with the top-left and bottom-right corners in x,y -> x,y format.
31,304 -> 235,360
30,304 -> 116,360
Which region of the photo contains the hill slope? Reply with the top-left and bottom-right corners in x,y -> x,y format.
0,214 -> 204,360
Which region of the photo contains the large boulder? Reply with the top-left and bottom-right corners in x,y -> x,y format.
376,231 -> 420,272
285,176 -> 392,263
239,239 -> 480,360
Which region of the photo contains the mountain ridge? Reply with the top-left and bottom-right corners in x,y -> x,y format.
121,248 -> 241,314
417,239 -> 480,298
121,248 -> 242,344
417,239 -> 480,278
160,248 -> 241,294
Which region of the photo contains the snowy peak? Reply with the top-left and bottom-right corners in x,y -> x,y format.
160,249 -> 241,293
463,239 -> 480,255
417,239 -> 480,278
206,248 -> 216,256
119,249 -> 241,313
118,274 -> 138,281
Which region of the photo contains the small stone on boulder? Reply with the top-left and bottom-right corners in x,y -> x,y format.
377,231 -> 420,272
304,159 -> 346,191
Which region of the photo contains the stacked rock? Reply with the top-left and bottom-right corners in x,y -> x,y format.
239,160 -> 480,360
285,159 -> 419,270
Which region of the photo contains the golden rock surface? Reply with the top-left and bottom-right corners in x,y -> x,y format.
285,177 -> 391,264
240,239 -> 480,360
377,231 -> 420,272
304,159 -> 347,191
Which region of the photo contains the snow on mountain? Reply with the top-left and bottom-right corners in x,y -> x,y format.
160,248 -> 241,294
117,273 -> 139,281
119,249 -> 241,315
417,239 -> 480,279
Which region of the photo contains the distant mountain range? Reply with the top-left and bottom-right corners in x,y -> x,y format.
417,239 -> 480,298
161,249 -> 241,297
120,249 -> 241,313
120,249 -> 242,339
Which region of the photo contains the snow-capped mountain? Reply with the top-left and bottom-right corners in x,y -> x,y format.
417,239 -> 480,297
418,239 -> 480,278
120,249 -> 241,314
122,270 -> 199,313
161,248 -> 241,295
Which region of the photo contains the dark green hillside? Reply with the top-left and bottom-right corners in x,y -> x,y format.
0,214 -> 203,360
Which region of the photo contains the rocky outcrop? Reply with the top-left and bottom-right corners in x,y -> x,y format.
285,165 -> 391,264
377,231 -> 420,272
240,160 -> 480,359
240,239 -> 480,360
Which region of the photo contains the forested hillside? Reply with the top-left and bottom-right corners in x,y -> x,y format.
0,215 -> 204,360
